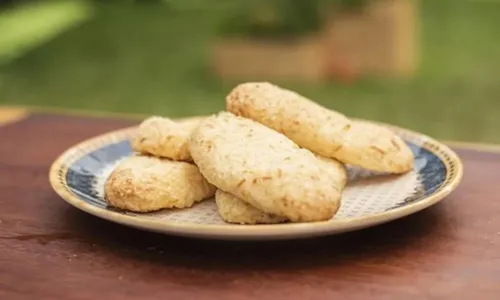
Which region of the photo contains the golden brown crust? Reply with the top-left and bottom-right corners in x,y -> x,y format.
188,111 -> 344,222
131,116 -> 204,161
104,155 -> 216,212
226,82 -> 414,173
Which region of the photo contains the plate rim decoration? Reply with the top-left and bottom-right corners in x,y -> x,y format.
48,117 -> 464,240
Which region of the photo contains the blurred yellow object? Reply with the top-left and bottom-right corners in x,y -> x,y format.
212,0 -> 418,82
0,106 -> 28,126
212,35 -> 325,83
0,0 -> 93,64
324,0 -> 419,78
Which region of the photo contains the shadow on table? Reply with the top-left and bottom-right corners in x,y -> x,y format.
61,202 -> 449,272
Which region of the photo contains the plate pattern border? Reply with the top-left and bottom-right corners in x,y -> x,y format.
49,119 -> 463,239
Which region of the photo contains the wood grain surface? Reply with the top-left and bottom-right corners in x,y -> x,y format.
0,112 -> 499,300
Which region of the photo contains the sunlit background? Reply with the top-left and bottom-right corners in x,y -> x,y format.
0,0 -> 499,142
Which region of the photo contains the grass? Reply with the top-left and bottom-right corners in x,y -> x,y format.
0,1 -> 92,64
1,0 -> 500,142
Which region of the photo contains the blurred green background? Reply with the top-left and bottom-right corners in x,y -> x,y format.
0,0 -> 499,142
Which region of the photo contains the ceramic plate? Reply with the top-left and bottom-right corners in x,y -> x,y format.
49,118 -> 463,240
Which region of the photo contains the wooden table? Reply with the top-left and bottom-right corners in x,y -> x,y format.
1,107 -> 499,300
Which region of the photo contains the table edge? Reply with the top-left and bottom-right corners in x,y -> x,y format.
1,104 -> 499,153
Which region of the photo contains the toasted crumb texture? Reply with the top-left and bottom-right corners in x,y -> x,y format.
226,82 -> 414,173
215,189 -> 287,224
104,155 -> 216,212
188,111 -> 343,222
215,155 -> 346,224
131,116 -> 204,161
